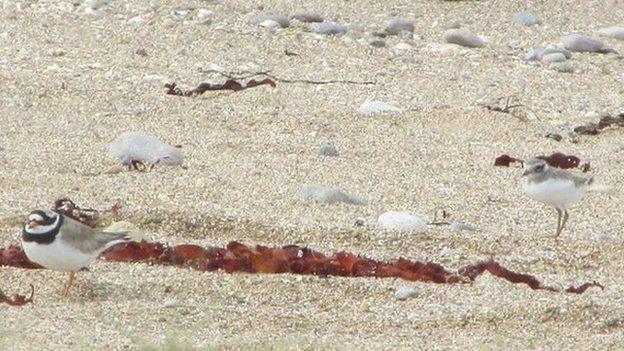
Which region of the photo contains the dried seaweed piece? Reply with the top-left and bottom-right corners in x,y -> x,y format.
100,241 -> 165,262
52,198 -> 122,228
0,285 -> 34,306
0,245 -> 42,269
565,281 -> 604,294
165,78 -> 276,96
574,114 -> 624,135
494,154 -> 524,167
537,152 -> 580,170
1,240 -> 603,295
459,261 -> 556,291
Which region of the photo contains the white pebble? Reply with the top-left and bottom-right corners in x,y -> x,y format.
378,211 -> 427,232
395,286 -> 417,301
197,9 -> 213,25
164,299 -> 181,308
128,16 -> 145,26
260,19 -> 282,29
358,99 -> 399,114
108,131 -> 184,166
445,29 -> 485,48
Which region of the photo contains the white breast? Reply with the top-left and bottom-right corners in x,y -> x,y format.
521,177 -> 586,210
22,236 -> 98,272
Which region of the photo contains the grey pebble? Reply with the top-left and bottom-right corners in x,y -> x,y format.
549,61 -> 574,73
384,19 -> 414,35
542,47 -> 572,59
562,34 -> 617,54
400,30 -> 414,40
395,286 -> 417,301
598,26 -> 624,41
542,52 -> 567,63
514,11 -> 542,26
309,22 -> 347,35
318,143 -> 339,156
450,221 -> 476,232
445,29 -> 485,48
369,39 -> 386,47
290,10 -> 324,23
250,13 -> 290,28
164,299 -> 181,308
297,185 -> 362,205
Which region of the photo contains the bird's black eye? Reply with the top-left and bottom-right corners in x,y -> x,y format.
535,164 -> 544,172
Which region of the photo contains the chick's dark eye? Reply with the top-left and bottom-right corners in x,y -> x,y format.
535,164 -> 544,172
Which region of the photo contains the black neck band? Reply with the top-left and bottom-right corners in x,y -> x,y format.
22,215 -> 64,245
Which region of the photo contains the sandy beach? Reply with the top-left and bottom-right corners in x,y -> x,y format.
1,0 -> 623,349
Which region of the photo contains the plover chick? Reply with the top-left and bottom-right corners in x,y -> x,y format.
521,158 -> 612,237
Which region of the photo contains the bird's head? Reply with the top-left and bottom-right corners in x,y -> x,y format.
522,158 -> 548,176
24,210 -> 60,234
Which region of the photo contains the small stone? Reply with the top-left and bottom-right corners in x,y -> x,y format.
128,16 -> 145,26
290,10 -> 323,23
85,0 -> 112,10
450,221 -> 476,232
598,26 -> 624,41
378,211 -> 427,232
395,286 -> 417,301
309,22 -> 347,36
443,21 -> 461,30
440,246 -> 454,257
318,143 -> 338,157
399,30 -> 414,40
135,48 -> 147,56
297,185 -> 362,205
542,52 -> 567,63
524,49 -> 543,61
250,13 -> 290,28
164,299 -> 181,308
542,47 -> 572,59
384,19 -> 414,35
369,39 -> 386,47
260,19 -> 282,29
173,8 -> 191,20
514,11 -> 542,26
392,43 -> 412,51
359,99 -> 399,114
545,133 -> 563,142
549,61 -> 574,73
197,9 -> 213,25
445,29 -> 485,48
562,34 -> 617,54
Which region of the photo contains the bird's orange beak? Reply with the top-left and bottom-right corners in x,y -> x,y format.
27,221 -> 39,229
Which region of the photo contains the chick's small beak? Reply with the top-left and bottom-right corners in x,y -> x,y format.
522,169 -> 530,176
26,221 -> 39,229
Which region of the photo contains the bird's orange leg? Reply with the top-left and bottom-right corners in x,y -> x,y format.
60,272 -> 75,298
